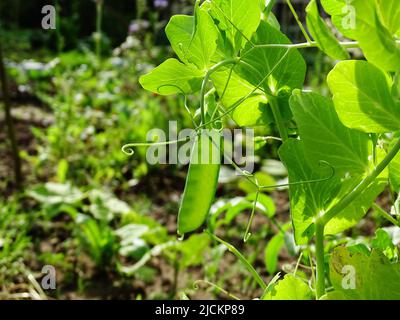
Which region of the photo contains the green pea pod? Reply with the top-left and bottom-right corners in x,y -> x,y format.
178,130 -> 221,235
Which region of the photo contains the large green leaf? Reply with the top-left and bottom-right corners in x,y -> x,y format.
139,59 -> 205,95
290,90 -> 370,177
238,21 -> 306,96
375,0 -> 400,35
325,165 -> 387,235
327,60 -> 400,133
279,139 -> 339,244
320,0 -> 357,39
328,246 -> 400,300
263,274 -> 314,300
322,0 -> 400,71
281,89 -> 388,242
306,0 -> 349,60
208,0 -> 261,53
352,0 -> 400,72
165,5 -> 218,71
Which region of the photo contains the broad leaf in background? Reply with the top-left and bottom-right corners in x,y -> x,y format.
290,91 -> 384,235
306,0 -> 349,60
264,223 -> 291,274
239,21 -> 306,96
139,59 -> 205,95
320,0 -> 357,39
290,90 -> 370,177
322,0 -> 400,71
351,0 -> 400,72
263,274 -> 313,300
324,157 -> 387,235
208,0 -> 262,53
328,246 -> 400,300
375,0 -> 400,37
371,229 -> 398,261
327,60 -> 400,133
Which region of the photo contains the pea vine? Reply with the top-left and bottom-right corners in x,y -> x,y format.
124,0 -> 400,299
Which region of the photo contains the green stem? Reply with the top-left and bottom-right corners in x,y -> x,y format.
372,203 -> 400,227
208,232 -> 267,291
269,96 -> 288,142
315,220 -> 325,299
321,138 -> 400,225
0,37 -> 22,190
313,138 -> 400,299
200,59 -> 238,125
285,0 -> 312,43
95,0 -> 103,59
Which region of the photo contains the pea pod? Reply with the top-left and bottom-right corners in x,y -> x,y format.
178,130 -> 221,235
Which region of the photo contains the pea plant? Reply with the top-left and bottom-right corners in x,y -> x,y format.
125,0 -> 400,299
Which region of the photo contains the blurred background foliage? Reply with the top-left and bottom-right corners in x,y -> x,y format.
1,0 -> 391,301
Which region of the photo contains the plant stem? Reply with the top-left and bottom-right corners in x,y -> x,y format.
0,38 -> 22,190
269,96 -> 288,142
372,203 -> 400,227
313,138 -> 400,298
285,0 -> 312,43
95,0 -> 103,59
200,59 -> 238,125
321,138 -> 400,225
315,220 -> 325,299
208,232 -> 267,291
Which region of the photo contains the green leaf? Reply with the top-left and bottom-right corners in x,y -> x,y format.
306,0 -> 349,60
239,21 -> 306,96
375,0 -> 400,35
166,5 -> 218,70
371,228 -> 398,261
351,0 -> 400,72
290,90 -> 370,177
279,138 -> 385,243
264,223 -> 291,274
328,246 -> 400,300
324,165 -> 387,235
322,0 -> 400,71
209,0 -> 261,53
165,15 -> 194,66
327,60 -> 400,133
139,59 -> 205,95
279,139 -> 339,244
263,274 -> 314,300
320,0 -> 357,39
177,233 -> 211,268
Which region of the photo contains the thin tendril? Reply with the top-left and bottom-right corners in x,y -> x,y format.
197,48 -> 292,131
206,231 -> 268,291
121,137 -> 192,156
244,190 -> 259,243
157,84 -> 198,127
193,280 -> 241,300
